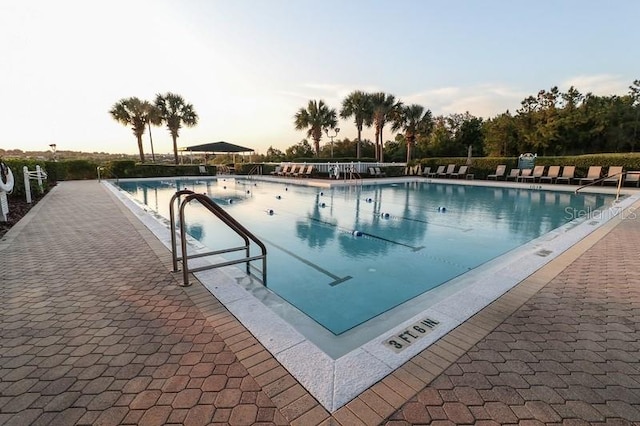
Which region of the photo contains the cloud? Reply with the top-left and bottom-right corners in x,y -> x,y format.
561,74 -> 630,96
402,84 -> 527,118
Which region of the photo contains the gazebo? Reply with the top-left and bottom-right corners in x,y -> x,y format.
180,141 -> 255,166
182,141 -> 253,154
183,141 -> 253,157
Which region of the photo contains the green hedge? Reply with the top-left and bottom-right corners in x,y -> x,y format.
418,153 -> 640,179
291,157 -> 378,163
102,161 -> 216,179
48,159 -> 101,181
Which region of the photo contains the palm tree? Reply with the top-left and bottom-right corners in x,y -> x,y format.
340,91 -> 373,159
155,93 -> 199,164
371,92 -> 402,162
109,97 -> 155,162
294,100 -> 337,156
392,104 -> 433,162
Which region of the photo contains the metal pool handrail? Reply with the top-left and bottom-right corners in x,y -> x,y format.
575,171 -> 625,202
169,189 -> 267,287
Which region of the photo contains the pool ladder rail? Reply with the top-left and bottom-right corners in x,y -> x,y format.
169,190 -> 267,287
574,171 -> 626,203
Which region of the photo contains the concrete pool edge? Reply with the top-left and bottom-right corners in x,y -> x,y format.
104,178 -> 640,413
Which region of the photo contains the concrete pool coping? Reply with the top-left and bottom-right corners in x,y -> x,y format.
106,176 -> 640,413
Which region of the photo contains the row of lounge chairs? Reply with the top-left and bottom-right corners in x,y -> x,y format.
271,164 -> 315,178
420,164 -> 471,179
368,167 -> 387,177
488,165 -> 639,186
269,163 -> 640,186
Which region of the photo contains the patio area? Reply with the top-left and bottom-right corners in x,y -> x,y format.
1,180 -> 639,425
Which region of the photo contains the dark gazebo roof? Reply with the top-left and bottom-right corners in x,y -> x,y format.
181,141 -> 254,153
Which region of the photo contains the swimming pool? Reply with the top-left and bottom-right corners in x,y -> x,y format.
110,176 -> 637,410
117,178 -> 613,335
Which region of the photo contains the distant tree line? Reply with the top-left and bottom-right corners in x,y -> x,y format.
287,80 -> 640,163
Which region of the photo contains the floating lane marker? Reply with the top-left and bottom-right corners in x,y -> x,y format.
377,212 -> 473,232
308,217 -> 424,251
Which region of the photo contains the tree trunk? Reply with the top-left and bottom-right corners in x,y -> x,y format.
379,127 -> 385,162
356,127 -> 361,159
136,134 -> 145,163
314,138 -> 320,156
148,122 -> 155,163
172,135 -> 179,165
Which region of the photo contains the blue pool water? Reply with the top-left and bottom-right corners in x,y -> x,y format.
118,178 -> 613,335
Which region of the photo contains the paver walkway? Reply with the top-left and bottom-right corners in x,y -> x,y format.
0,182 -> 290,425
385,204 -> 640,425
1,180 -> 639,425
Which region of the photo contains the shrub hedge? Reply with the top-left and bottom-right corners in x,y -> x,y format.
102,161 -> 216,178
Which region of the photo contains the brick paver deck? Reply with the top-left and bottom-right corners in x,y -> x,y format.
1,181 -> 639,425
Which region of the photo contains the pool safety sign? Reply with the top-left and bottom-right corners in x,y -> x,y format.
383,317 -> 440,353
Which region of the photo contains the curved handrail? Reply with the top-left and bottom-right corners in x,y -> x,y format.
575,171 -> 626,202
169,190 -> 267,286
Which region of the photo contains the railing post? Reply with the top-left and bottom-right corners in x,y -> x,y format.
616,173 -> 624,202
23,166 -> 32,204
36,165 -> 43,191
179,200 -> 192,287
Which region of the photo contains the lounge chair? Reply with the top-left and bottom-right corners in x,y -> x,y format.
270,165 -> 282,176
520,165 -> 545,182
602,166 -> 623,186
438,164 -> 456,178
555,165 -> 575,184
429,166 -> 444,178
539,165 -> 560,183
450,165 -> 468,179
624,171 -> 640,187
505,169 -> 520,181
404,165 -> 421,175
199,165 -> 207,174
578,166 -> 602,185
277,165 -> 290,176
517,169 -> 533,182
374,167 -> 386,177
421,166 -> 431,177
285,165 -> 300,177
293,165 -> 313,178
368,167 -> 376,176
487,165 -> 506,180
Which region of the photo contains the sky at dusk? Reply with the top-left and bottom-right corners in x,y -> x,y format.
1,0 -> 639,156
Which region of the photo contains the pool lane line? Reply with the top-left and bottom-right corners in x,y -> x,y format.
307,217 -> 425,252
260,237 -> 353,287
374,211 -> 473,232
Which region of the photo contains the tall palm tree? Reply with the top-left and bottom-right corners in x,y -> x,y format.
294,100 -> 337,156
371,92 -> 402,162
155,93 -> 199,164
392,104 -> 433,162
109,97 -> 155,162
340,91 -> 373,159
